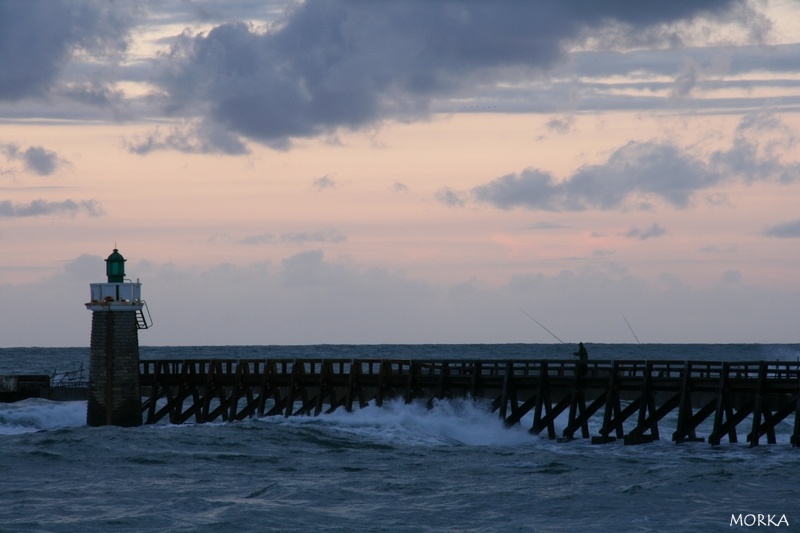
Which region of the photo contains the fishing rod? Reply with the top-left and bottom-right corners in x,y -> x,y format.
621,313 -> 641,344
519,308 -> 565,344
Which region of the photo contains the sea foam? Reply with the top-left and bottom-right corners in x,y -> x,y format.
256,397 -> 542,447
0,398 -> 86,435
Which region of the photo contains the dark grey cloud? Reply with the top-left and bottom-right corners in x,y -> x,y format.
472,112 -> 800,212
1,0 -> 789,140
1,144 -> 66,176
391,182 -> 409,193
151,0 -> 745,151
146,0 -> 288,26
0,199 -> 104,218
435,37 -> 800,116
56,83 -> 125,109
0,1 -> 142,101
1,0 -> 792,137
567,42 -> 800,82
763,219 -> 800,238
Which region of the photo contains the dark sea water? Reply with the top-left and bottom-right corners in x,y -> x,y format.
1,344 -> 799,532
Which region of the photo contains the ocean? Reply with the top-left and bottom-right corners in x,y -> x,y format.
1,344 -> 799,532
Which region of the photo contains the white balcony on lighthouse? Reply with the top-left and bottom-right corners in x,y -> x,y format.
86,281 -> 144,311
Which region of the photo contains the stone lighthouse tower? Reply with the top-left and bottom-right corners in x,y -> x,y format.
85,248 -> 151,427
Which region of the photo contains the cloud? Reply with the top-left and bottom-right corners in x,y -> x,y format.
239,229 -> 347,245
125,122 -> 249,155
763,219 -> 800,238
56,82 -> 125,108
526,221 -> 567,230
472,113 -> 800,212
279,249 -> 348,287
1,1 -> 790,133
237,232 -> 277,245
0,1 -> 142,101
435,187 -> 466,208
545,116 -> 575,134
312,175 -> 337,190
282,230 -> 346,245
670,60 -> 700,98
150,0 -> 746,151
391,182 -> 409,193
721,269 -> 741,284
6,248 -> 800,346
473,141 -> 718,211
1,144 -> 67,176
712,110 -> 799,184
698,244 -> 737,253
0,199 -> 104,218
21,146 -> 62,175
591,248 -> 615,257
625,222 -> 667,240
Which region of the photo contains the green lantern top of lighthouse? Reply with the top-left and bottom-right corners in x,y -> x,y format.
105,248 -> 126,282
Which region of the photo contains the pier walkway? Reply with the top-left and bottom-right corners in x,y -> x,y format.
140,358 -> 800,447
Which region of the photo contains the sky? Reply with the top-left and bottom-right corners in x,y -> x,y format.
2,0 -> 800,347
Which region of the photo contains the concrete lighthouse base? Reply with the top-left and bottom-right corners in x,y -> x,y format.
87,310 -> 142,427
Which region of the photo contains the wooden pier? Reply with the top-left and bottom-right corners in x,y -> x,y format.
139,358 -> 800,447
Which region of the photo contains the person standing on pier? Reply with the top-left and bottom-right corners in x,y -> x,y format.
573,342 -> 588,361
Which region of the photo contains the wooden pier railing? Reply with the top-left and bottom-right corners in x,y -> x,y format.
138,359 -> 800,447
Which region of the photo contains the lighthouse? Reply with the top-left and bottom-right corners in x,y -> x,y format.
85,248 -> 151,427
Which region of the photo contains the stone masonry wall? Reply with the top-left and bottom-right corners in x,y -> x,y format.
87,311 -> 142,427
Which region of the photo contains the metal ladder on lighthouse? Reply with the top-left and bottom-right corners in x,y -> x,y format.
136,300 -> 153,330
